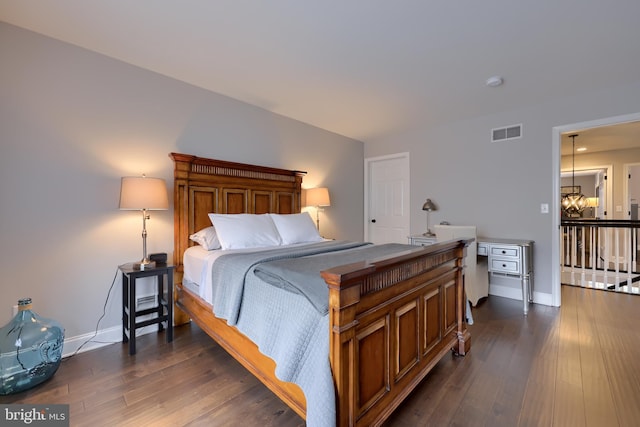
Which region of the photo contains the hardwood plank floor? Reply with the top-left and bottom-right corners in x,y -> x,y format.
2,285 -> 639,426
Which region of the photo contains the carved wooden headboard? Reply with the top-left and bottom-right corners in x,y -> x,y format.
169,152 -> 306,278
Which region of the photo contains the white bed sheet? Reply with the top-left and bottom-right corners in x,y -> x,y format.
183,242 -> 325,304
183,245 -> 220,303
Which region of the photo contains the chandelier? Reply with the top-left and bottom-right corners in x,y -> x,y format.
561,134 -> 588,215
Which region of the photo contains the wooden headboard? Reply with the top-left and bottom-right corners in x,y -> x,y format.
169,152 -> 306,277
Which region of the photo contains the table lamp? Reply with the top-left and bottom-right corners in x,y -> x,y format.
305,187 -> 331,232
119,175 -> 169,270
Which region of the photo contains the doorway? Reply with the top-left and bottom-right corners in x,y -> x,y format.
552,112 -> 640,307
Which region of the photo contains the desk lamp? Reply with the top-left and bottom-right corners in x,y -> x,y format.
422,198 -> 437,237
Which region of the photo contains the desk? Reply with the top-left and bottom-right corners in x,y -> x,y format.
119,263 -> 174,355
477,238 -> 534,315
407,234 -> 438,246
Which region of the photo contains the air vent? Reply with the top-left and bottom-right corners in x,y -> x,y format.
136,295 -> 156,309
491,124 -> 522,142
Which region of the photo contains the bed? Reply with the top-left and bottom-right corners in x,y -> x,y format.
170,152 -> 471,427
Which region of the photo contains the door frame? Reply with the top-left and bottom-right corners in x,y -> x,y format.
364,152 -> 410,242
552,111 -> 640,307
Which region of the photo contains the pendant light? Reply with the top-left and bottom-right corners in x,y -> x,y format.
561,134 -> 588,215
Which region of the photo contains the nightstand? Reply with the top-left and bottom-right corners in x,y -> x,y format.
119,263 -> 174,355
408,234 -> 438,246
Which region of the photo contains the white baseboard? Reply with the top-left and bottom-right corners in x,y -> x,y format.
62,326 -> 122,358
533,291 -> 553,306
489,284 -> 553,307
489,284 -> 522,301
62,323 -> 160,358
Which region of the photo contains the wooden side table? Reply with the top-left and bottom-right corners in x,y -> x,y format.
119,263 -> 174,355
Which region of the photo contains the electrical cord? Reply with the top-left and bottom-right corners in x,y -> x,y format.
64,266 -> 167,359
63,268 -> 119,360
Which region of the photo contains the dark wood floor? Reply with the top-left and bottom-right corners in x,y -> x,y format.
2,285 -> 639,426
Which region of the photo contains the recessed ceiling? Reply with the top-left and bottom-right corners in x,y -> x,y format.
561,121 -> 640,156
2,1 -> 640,142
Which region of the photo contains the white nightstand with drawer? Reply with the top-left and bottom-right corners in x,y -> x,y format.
477,238 -> 534,315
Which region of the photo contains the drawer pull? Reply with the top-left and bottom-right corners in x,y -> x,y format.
502,264 -> 507,268
501,250 -> 506,254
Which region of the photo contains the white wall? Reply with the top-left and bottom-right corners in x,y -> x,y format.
0,23 -> 364,350
364,82 -> 640,302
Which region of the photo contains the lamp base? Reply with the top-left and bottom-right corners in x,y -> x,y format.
133,259 -> 156,271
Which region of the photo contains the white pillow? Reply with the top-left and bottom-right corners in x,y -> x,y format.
189,226 -> 221,250
208,213 -> 282,250
269,212 -> 323,245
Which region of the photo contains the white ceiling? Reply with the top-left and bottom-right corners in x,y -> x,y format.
2,1 -> 640,144
561,121 -> 640,156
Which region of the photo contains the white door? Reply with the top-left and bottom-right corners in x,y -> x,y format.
596,170 -> 607,219
626,164 -> 640,219
364,153 -> 410,244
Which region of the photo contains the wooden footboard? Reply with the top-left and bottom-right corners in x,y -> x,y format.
322,239 -> 471,427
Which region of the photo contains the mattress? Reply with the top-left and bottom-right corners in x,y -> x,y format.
182,245 -> 218,303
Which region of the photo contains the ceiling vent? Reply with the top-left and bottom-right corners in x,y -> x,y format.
491,124 -> 522,142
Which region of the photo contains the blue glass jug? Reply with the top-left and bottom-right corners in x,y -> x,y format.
0,298 -> 64,395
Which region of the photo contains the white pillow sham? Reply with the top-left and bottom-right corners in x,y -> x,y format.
208,213 -> 282,250
269,212 -> 323,245
189,226 -> 221,250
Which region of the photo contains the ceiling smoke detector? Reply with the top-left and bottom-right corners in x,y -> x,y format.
486,76 -> 504,87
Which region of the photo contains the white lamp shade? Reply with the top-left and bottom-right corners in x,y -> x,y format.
306,187 -> 331,207
119,176 -> 169,210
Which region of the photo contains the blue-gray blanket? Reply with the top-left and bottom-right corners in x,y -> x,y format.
211,240 -> 370,325
208,240 -> 416,427
254,242 -> 416,314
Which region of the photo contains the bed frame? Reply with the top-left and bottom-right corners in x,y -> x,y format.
170,152 -> 471,426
